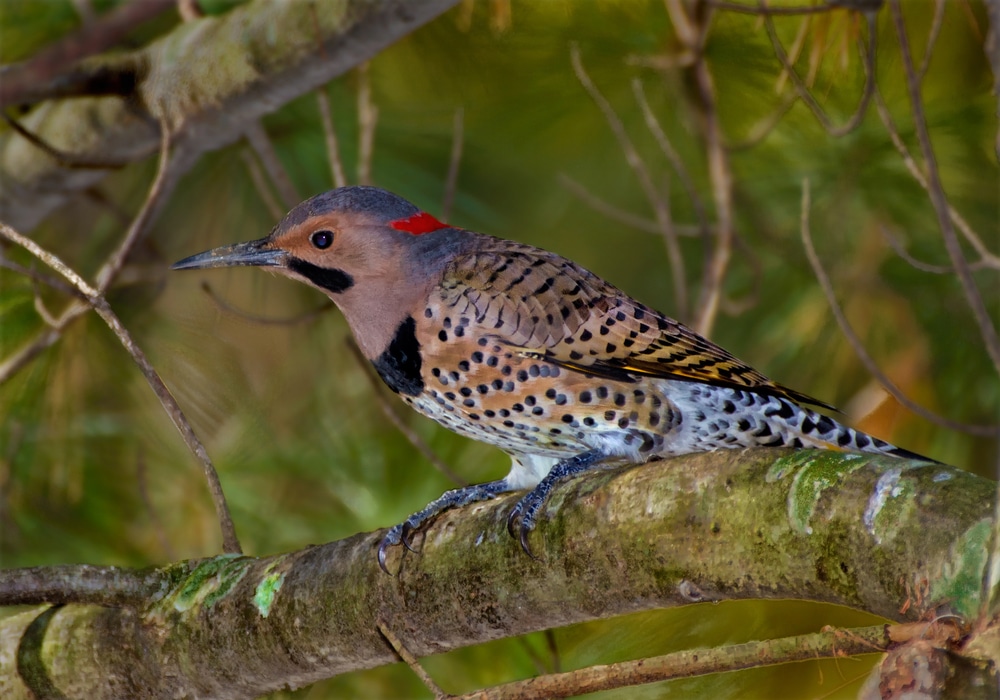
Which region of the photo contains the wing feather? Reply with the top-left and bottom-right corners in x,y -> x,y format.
437,237 -> 832,409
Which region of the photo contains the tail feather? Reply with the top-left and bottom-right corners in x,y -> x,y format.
791,402 -> 939,464
669,384 -> 939,463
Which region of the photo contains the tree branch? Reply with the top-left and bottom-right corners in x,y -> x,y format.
458,624 -> 894,700
0,449 -> 993,698
0,563 -> 190,608
0,0 -> 460,231
0,0 -> 177,109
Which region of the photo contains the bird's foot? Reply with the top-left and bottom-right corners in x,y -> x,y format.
505,449 -> 607,559
377,478 -> 512,574
505,496 -> 543,559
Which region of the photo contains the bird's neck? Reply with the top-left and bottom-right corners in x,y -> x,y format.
335,275 -> 431,359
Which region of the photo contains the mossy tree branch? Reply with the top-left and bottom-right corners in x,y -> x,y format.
0,0 -> 460,231
0,449 -> 995,698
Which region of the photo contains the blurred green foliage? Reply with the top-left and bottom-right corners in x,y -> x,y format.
1,1 -> 997,698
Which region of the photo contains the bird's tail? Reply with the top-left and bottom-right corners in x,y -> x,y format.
771,395 -> 937,463
670,384 -> 938,463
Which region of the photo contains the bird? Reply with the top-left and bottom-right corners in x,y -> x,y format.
173,185 -> 932,571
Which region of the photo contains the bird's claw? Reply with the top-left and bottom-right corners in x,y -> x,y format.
400,521 -> 418,552
377,519 -> 424,574
377,525 -> 404,575
505,502 -> 523,539
506,497 -> 541,560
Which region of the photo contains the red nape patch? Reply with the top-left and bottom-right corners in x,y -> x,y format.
390,212 -> 448,235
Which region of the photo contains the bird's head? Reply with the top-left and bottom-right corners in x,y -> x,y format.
172,186 -> 467,356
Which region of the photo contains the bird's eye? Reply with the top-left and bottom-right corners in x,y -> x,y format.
310,230 -> 334,249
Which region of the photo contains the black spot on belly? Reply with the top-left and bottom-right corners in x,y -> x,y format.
288,258 -> 354,293
372,316 -> 423,396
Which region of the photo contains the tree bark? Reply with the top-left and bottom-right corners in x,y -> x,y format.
0,0 -> 460,232
0,449 -> 995,699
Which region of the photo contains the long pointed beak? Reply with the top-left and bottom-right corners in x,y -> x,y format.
171,238 -> 286,271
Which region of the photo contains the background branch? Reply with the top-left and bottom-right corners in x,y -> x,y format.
800,180 -> 1000,437
570,45 -> 688,320
316,89 -> 348,189
889,0 -> 1000,377
761,5 -> 877,138
244,121 -> 300,210
0,123 -> 176,386
0,0 -> 176,109
0,223 -> 242,554
459,624 -> 894,700
0,0 -> 460,231
669,1 -> 734,337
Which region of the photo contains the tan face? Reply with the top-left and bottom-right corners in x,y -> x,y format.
171,192 -> 452,359
267,210 -> 403,296
259,209 -> 441,359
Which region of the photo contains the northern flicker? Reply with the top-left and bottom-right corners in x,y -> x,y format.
173,186 -> 932,570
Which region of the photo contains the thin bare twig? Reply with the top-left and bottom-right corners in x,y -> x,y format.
316,89 -> 347,188
31,276 -> 61,327
345,338 -> 466,486
773,9 -> 812,95
631,79 -> 710,239
201,282 -> 334,326
241,149 -> 286,221
0,123 -> 177,386
726,91 -> 799,150
2,112 -> 124,169
377,619 -> 450,699
177,0 -> 203,22
707,0 -> 844,16
761,2 -> 877,138
570,44 -> 688,319
719,233 -> 763,316
96,125 -> 174,291
442,107 -> 465,220
670,1 -> 734,337
665,0 -> 698,46
0,326 -> 65,383
892,0 -> 1000,623
799,179 -> 999,438
244,121 -> 300,210
0,256 -> 83,299
879,226 -> 996,275
456,624 -> 891,700
890,0 -> 1000,375
357,62 -> 378,186
917,0 -> 947,82
559,175 -> 703,237
873,89 -> 1000,271
0,222 -> 242,553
